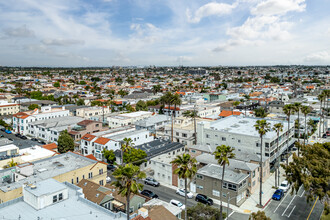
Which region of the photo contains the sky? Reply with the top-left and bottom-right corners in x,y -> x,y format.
0,0 -> 329,67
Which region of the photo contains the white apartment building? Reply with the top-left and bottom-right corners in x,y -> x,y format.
27,116 -> 84,144
0,101 -> 20,116
107,111 -> 153,129
13,106 -> 70,135
197,116 -> 295,163
76,106 -> 110,119
81,128 -> 154,160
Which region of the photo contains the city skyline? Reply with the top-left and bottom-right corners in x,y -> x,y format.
0,0 -> 329,67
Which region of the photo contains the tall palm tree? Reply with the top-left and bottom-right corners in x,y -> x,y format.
214,145 -> 235,220
171,93 -> 182,142
301,106 -> 311,146
293,102 -> 302,142
254,119 -> 270,207
121,137 -> 134,165
272,123 -> 283,188
111,163 -> 146,220
317,93 -> 325,138
171,153 -> 197,220
183,109 -> 198,144
283,104 -> 294,165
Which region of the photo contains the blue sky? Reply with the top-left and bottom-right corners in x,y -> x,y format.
0,0 -> 329,66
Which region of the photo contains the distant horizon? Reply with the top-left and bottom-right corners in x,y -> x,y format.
1,0 -> 329,66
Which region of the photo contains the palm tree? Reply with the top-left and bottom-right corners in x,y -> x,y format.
171,153 -> 197,220
283,104 -> 294,165
7,159 -> 17,168
183,109 -> 198,144
121,138 -> 134,165
301,106 -> 311,146
171,93 -> 182,142
292,102 -> 301,141
254,119 -> 270,207
272,123 -> 283,188
111,163 -> 146,220
232,101 -> 240,115
317,93 -> 325,137
214,145 -> 235,220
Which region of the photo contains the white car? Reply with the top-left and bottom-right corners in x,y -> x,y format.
279,180 -> 290,192
176,188 -> 194,199
106,176 -> 111,183
170,199 -> 186,210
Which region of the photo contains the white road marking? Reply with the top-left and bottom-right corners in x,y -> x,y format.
282,195 -> 296,216
274,192 -> 290,213
300,190 -> 305,197
287,205 -> 296,218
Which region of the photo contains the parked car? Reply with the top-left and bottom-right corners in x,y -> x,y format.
8,138 -> 13,141
15,133 -> 22,137
31,138 -> 38,141
176,188 -> 194,199
106,176 -> 111,183
195,194 -> 213,205
5,130 -> 12,134
38,140 -> 46,145
20,135 -> 27,140
144,177 -> 160,187
272,189 -> 284,200
107,164 -> 116,172
279,180 -> 290,192
322,134 -> 327,138
0,128 -> 5,131
170,199 -> 185,210
140,190 -> 158,199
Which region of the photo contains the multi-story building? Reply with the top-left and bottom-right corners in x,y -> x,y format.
68,120 -> 108,141
0,101 -> 20,116
135,115 -> 171,135
76,106 -> 110,120
81,128 -> 154,160
0,151 -> 107,203
197,116 -> 295,163
195,164 -> 249,206
13,106 -> 70,135
27,116 -> 84,143
107,111 -> 153,129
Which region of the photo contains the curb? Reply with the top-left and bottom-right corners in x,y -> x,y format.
262,198 -> 272,209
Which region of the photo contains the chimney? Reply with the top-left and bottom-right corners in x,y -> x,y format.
138,208 -> 148,218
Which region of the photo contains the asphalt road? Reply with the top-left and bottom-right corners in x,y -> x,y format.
264,185 -> 324,220
0,130 -> 41,149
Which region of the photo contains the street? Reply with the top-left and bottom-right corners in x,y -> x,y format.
264,185 -> 324,220
0,130 -> 41,149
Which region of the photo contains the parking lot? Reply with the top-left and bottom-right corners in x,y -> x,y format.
0,130 -> 42,149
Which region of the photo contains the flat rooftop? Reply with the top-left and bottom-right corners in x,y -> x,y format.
0,181 -> 127,220
136,139 -> 184,159
106,129 -> 148,140
207,116 -> 291,139
119,111 -> 152,118
0,152 -> 97,193
30,116 -> 84,128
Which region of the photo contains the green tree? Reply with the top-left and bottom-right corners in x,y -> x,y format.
171,93 -> 182,142
281,142 -> 330,204
283,104 -> 295,165
171,154 -> 198,220
28,104 -> 39,110
7,159 -> 18,168
254,107 -> 267,118
30,91 -> 43,99
233,101 -> 240,115
152,85 -> 162,94
102,149 -> 115,163
273,123 -> 283,188
135,100 -> 147,111
77,99 -> 85,106
111,163 -> 146,220
79,80 -> 87,85
318,93 -> 325,137
118,89 -> 128,98
187,203 -> 226,220
254,119 -> 270,207
57,130 -> 75,153
301,106 -> 311,146
53,81 -> 60,88
249,211 -> 271,220
183,110 -> 198,144
293,102 -> 302,155
214,145 -> 235,220
124,148 -> 147,166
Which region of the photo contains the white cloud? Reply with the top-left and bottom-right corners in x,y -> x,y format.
304,51 -> 330,64
41,38 -> 85,46
3,25 -> 35,38
187,2 -> 237,23
251,0 -> 306,16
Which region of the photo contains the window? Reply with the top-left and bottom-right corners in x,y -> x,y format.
71,179 -> 74,184
99,180 -> 104,185
223,182 -> 227,188
88,172 -> 93,179
256,143 -> 259,147
182,133 -> 187,137
253,171 -> 255,178
59,193 -> 63,201
222,137 -> 226,141
196,174 -> 204,180
196,185 -> 204,189
238,139 -> 241,143
53,195 -> 58,203
206,134 -> 210,138
83,175 -> 85,179
176,132 -> 179,136
222,193 -> 227,198
99,169 -> 103,175
212,190 -> 220,197
76,177 -> 79,183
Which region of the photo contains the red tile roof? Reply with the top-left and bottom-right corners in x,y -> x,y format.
219,110 -> 242,117
42,143 -> 58,151
94,137 -> 110,145
81,133 -> 96,142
